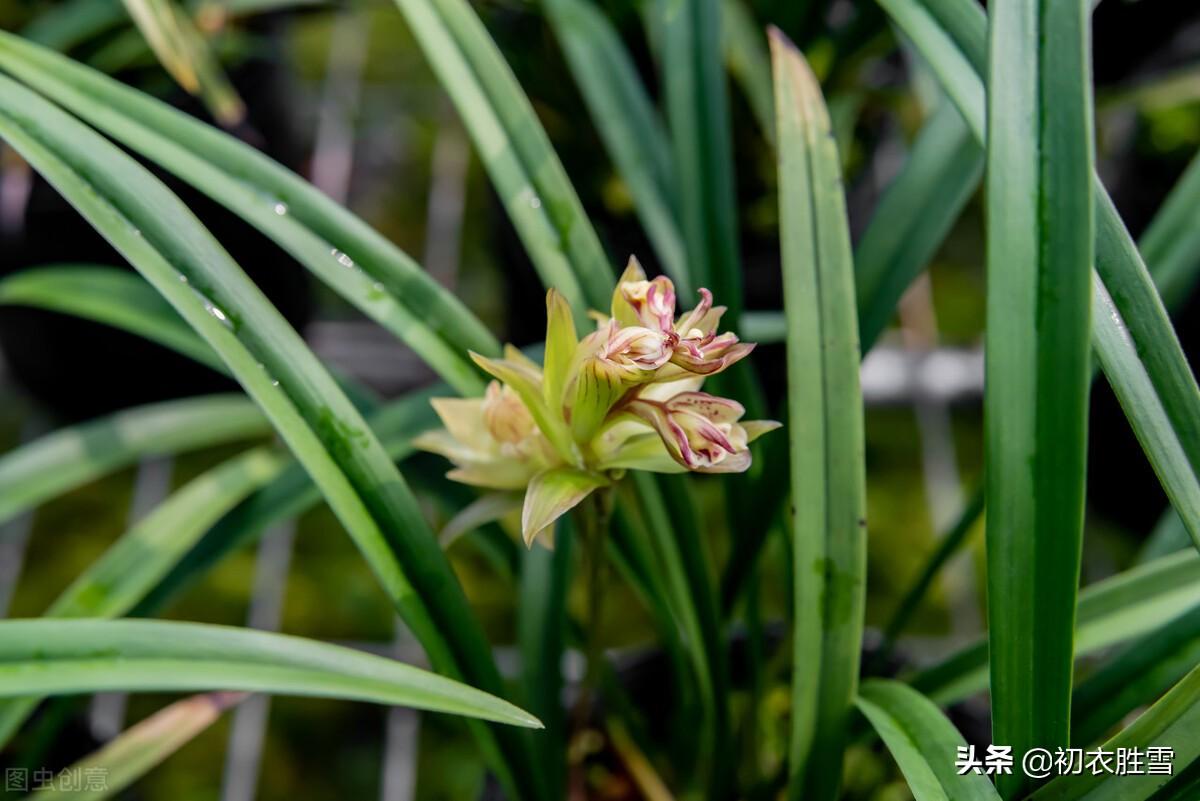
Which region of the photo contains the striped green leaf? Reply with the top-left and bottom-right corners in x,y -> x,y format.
0,75 -> 535,800
1138,150 -> 1200,314
541,0 -> 686,290
0,31 -> 494,396
0,446 -> 286,746
137,388 -> 440,616
1030,662 -> 1200,801
910,551 -> 1200,705
0,394 -> 267,528
1071,605 -> 1200,747
0,264 -> 223,372
722,0 -> 774,145
392,0 -> 613,320
877,0 -> 1200,551
659,0 -> 743,326
772,31 -> 867,801
0,619 -> 541,728
857,680 -> 1002,801
984,0 -> 1094,793
855,100 -> 982,351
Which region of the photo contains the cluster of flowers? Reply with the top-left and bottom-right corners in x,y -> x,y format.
415,258 -> 780,546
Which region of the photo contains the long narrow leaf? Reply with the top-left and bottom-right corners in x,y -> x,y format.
984,0 -> 1093,792
0,394 -> 267,528
772,31 -> 868,801
1030,662 -> 1200,801
910,550 -> 1200,705
0,76 -> 535,800
541,0 -> 686,289
0,264 -> 223,372
0,619 -> 540,727
659,0 -> 743,325
854,100 -> 981,351
1071,605 -> 1200,747
0,446 -> 287,746
856,680 -> 1002,801
876,0 -> 1200,550
1139,151 -> 1200,312
392,0 -> 613,319
0,31 -> 495,395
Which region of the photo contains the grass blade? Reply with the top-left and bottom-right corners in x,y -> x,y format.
1030,662 -> 1200,801
856,680 -> 1002,801
772,31 -> 868,801
659,0 -> 743,325
1139,151 -> 1200,312
722,0 -> 774,145
0,619 -> 541,728
31,692 -> 245,801
0,394 -> 267,528
0,446 -> 286,745
910,550 -> 1200,705
392,0 -> 613,319
877,0 -> 1200,550
136,389 -> 441,616
1071,605 -> 1200,747
0,75 -> 536,800
0,264 -> 223,373
854,100 -> 982,351
541,0 -> 687,290
0,31 -> 495,394
984,0 -> 1093,791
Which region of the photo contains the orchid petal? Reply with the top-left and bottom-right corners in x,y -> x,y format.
439,491 -> 523,548
543,289 -> 578,410
743,420 -> 784,442
470,351 -> 580,466
428,397 -> 490,450
521,467 -> 610,547
611,255 -> 649,327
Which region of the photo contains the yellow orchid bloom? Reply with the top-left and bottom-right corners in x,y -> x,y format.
415,256 -> 781,546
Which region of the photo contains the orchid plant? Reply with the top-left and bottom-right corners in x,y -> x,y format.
414,257 -> 780,547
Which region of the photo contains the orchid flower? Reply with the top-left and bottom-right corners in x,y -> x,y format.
414,257 -> 781,546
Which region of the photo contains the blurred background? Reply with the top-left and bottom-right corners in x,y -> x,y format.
0,0 -> 1199,798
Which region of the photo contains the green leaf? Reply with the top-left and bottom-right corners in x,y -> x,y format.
1071,604 -> 1200,748
0,264 -> 224,372
659,0 -> 743,326
772,31 -> 867,801
1139,151 -> 1200,312
910,550 -> 1200,705
722,0 -> 774,146
521,467 -> 607,546
137,388 -> 441,617
0,31 -> 494,395
878,0 -> 1200,552
856,680 -> 1003,801
1030,662 -> 1200,801
0,619 -> 541,728
392,0 -> 613,320
541,0 -> 687,290
30,692 -> 244,801
0,394 -> 268,528
983,0 -> 1093,791
0,75 -> 534,800
854,100 -> 982,351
